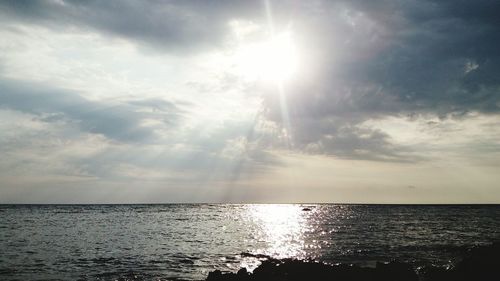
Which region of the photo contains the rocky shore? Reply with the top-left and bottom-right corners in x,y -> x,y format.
206,242 -> 500,281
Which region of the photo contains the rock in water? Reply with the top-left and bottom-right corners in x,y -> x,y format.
205,243 -> 500,281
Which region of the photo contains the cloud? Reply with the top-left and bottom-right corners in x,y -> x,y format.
305,126 -> 420,162
1,0 -> 500,203
0,0 -> 263,53
0,78 -> 181,142
0,77 -> 280,188
255,0 -> 500,161
2,0 -> 499,164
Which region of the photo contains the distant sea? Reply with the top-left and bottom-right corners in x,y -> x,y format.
1,204 -> 499,280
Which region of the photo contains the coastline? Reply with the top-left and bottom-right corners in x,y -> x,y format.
206,242 -> 500,281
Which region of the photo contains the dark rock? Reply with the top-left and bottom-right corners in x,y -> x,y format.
206,270 -> 222,281
454,242 -> 500,281
205,243 -> 500,281
376,261 -> 418,281
240,252 -> 273,260
420,265 -> 456,281
235,268 -> 250,281
237,268 -> 248,276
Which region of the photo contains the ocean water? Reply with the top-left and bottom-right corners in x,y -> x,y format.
1,204 -> 499,281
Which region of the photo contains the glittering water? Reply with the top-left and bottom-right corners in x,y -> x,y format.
1,204 -> 499,280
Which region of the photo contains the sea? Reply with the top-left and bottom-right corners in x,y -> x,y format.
1,204 -> 500,281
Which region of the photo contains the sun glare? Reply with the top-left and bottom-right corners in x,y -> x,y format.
246,204 -> 307,259
236,32 -> 299,83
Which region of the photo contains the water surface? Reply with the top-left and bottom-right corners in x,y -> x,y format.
1,204 -> 499,280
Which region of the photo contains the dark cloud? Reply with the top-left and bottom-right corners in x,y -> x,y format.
0,78 -> 181,142
345,0 -> 500,116
0,0 -> 264,53
305,126 -> 419,162
258,0 -> 500,161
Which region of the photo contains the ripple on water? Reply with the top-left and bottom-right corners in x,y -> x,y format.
1,204 -> 500,280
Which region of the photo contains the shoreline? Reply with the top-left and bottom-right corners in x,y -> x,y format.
206,242 -> 500,281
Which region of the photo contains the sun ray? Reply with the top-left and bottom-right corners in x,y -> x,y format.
263,0 -> 294,149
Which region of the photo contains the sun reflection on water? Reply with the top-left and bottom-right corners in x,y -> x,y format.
233,204 -> 330,272
247,204 -> 309,259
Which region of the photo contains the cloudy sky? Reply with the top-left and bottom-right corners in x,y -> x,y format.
1,0 -> 499,203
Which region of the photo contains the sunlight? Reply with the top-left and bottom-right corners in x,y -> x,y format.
246,204 -> 307,259
235,31 -> 299,83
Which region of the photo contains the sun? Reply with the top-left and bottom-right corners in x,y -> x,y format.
235,31 -> 299,83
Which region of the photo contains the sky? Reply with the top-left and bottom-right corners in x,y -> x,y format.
0,0 -> 499,203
